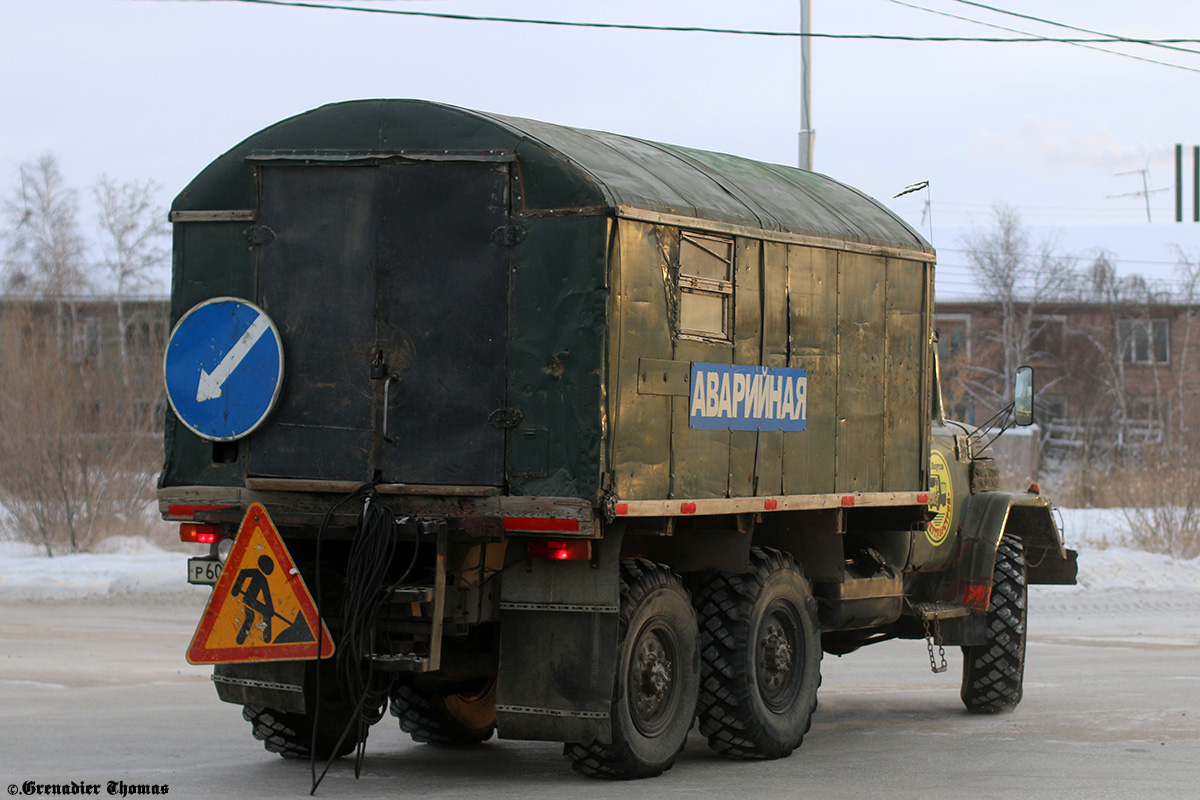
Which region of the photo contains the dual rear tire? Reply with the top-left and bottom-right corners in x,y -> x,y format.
565,549 -> 822,779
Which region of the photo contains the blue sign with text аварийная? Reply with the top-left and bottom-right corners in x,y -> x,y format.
163,297 -> 284,442
689,362 -> 807,432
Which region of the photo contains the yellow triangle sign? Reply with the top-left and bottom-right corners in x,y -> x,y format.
187,503 -> 334,664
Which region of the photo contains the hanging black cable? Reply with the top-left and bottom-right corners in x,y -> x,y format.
308,481 -> 375,796
310,492 -> 427,793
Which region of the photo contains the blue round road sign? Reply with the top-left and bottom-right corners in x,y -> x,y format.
164,297 -> 284,441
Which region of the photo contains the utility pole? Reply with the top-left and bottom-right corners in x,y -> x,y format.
799,0 -> 814,170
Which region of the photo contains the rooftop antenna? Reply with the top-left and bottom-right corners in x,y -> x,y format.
1107,166 -> 1168,223
894,180 -> 933,243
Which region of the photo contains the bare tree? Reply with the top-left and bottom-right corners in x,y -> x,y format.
961,206 -> 1077,404
93,175 -> 168,385
0,301 -> 162,555
2,153 -> 89,296
1170,248 -> 1200,447
0,160 -> 166,554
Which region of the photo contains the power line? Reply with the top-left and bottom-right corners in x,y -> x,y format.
171,0 -> 825,36
948,0 -> 1200,59
883,0 -> 1200,74
160,2 -> 1200,49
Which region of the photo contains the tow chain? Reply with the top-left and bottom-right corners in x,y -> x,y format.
920,609 -> 948,674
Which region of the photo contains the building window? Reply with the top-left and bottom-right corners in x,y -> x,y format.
678,231 -> 733,341
936,315 -> 970,361
1030,316 -> 1065,360
1124,397 -> 1165,445
1118,318 -> 1169,364
72,317 -> 102,363
125,317 -> 168,354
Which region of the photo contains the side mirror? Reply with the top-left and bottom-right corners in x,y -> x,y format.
1013,366 -> 1034,427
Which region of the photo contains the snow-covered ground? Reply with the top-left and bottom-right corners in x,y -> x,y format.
0,535 -> 211,601
1,508 -> 1197,602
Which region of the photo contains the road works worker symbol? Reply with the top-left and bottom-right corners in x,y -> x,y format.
187,503 -> 333,664
926,450 -> 954,546
232,555 -> 281,645
163,297 -> 284,441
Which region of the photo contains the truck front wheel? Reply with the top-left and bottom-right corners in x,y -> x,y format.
564,559 -> 700,779
961,535 -> 1027,713
694,547 -> 822,759
390,678 -> 496,746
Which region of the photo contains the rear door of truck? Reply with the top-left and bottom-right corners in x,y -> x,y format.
247,160 -> 509,486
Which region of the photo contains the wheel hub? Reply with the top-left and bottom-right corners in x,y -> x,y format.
629,629 -> 675,736
756,606 -> 802,712
760,623 -> 794,683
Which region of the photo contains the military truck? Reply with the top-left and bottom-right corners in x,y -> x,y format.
162,100 -> 1077,780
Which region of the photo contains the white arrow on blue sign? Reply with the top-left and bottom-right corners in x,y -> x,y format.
164,297 -> 284,441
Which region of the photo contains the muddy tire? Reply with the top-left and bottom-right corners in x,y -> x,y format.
564,559 -> 700,780
961,535 -> 1027,713
693,547 -> 822,759
390,679 -> 496,746
241,659 -> 372,759
242,702 -> 367,760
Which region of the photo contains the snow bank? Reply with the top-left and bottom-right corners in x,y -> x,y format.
1072,547 -> 1200,592
0,537 -> 210,601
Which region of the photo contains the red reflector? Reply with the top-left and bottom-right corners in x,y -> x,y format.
841,496 -> 855,507
179,523 -> 221,544
614,503 -> 629,516
917,493 -> 930,504
764,499 -> 778,511
526,539 -> 592,561
503,516 -> 581,533
681,502 -> 697,514
167,504 -> 234,519
962,583 -> 992,610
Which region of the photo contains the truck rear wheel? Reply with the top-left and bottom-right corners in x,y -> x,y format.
961,535 -> 1027,713
242,702 -> 367,760
240,659 -> 374,760
694,547 -> 821,759
564,559 -> 700,780
390,678 -> 497,746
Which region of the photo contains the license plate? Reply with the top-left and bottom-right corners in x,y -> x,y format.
188,558 -> 223,585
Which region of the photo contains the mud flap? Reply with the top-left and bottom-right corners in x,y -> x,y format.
495,526 -> 622,744
213,661 -> 308,713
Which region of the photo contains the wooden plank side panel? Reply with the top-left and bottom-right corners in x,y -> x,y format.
835,251 -> 886,493
730,237 -> 762,497
783,245 -> 838,495
672,338 -> 732,499
610,221 -> 673,500
883,258 -> 928,492
756,240 -> 789,497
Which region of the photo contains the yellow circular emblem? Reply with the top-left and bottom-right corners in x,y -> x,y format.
927,450 -> 953,546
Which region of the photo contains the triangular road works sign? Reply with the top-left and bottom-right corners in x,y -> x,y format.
187,502 -> 334,664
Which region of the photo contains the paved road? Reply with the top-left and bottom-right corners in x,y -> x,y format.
0,589 -> 1196,799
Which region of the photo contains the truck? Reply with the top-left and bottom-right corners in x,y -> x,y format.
161,99 -> 1078,780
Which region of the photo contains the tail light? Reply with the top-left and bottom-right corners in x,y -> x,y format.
526,539 -> 592,561
179,522 -> 221,545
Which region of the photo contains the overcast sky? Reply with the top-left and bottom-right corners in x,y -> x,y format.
4,0 -> 1200,294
